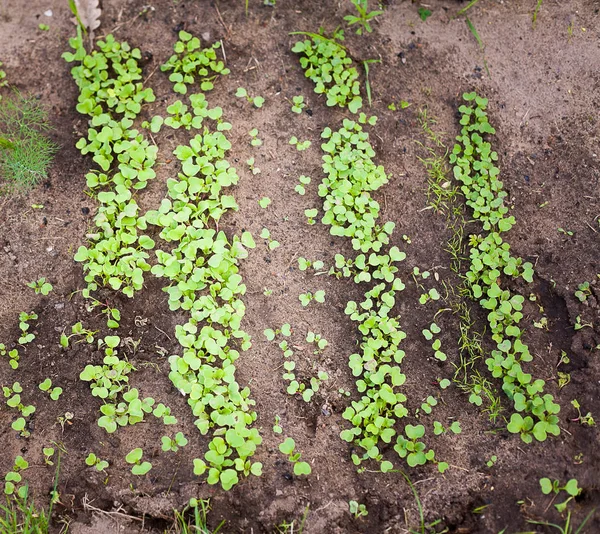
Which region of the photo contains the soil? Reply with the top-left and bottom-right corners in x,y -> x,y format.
0,0 -> 599,533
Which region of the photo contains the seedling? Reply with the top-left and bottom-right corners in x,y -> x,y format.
558,227 -> 574,237
571,400 -> 595,427
291,95 -> 306,114
259,227 -> 280,250
486,455 -> 497,467
575,282 -> 591,302
306,331 -> 328,353
152,403 -> 178,425
419,288 -> 440,304
27,277 -> 53,295
279,438 -> 311,476
297,257 -> 324,271
418,7 -> 432,21
394,424 -> 436,467
60,321 -> 97,348
39,378 -> 63,401
249,127 -> 263,147
125,448 -> 152,475
264,323 -> 292,341
344,0 -> 383,35
85,452 -> 109,472
574,315 -> 592,330
299,290 -> 325,306
273,415 -> 283,434
161,432 -> 189,452
18,311 -> 38,345
433,420 -> 461,435
246,157 -> 261,175
419,395 -> 438,415
304,208 -> 318,225
56,411 -> 74,432
539,477 -> 581,512
235,87 -> 265,108
0,344 -> 19,369
4,456 -> 29,498
258,197 -> 271,209
348,500 -> 368,518
295,174 -> 311,195
43,447 -> 55,466
289,136 -> 311,151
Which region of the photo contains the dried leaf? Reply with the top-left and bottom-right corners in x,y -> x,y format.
72,0 -> 101,32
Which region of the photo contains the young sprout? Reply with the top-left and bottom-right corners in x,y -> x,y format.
85,452 -> 109,472
291,95 -> 306,114
248,128 -> 262,147
348,500 -> 368,518
278,437 -> 311,476
125,448 -> 152,475
235,87 -> 264,108
289,136 -> 311,151
27,277 -> 53,295
258,197 -> 271,209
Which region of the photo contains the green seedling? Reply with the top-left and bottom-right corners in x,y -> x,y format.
486,455 -> 497,467
388,100 -> 411,110
344,0 -> 383,35
279,438 -> 311,476
258,197 -> 271,209
273,415 -> 283,434
0,344 -> 20,369
419,395 -> 438,415
571,399 -> 595,427
263,288 -> 273,296
306,331 -> 328,353
289,136 -> 311,151
125,448 -> 152,475
433,420 -> 461,435
259,227 -> 280,250
348,500 -> 368,518
299,290 -> 325,307
26,278 -> 52,295
394,424 -> 436,468
419,288 -> 440,304
42,447 -> 55,466
540,477 -> 581,513
264,323 -> 292,341
575,282 -> 591,302
85,452 -> 109,472
291,95 -> 306,114
558,227 -> 574,237
297,257 -> 324,271
304,208 -> 318,225
161,432 -> 189,452
574,315 -> 592,330
56,411 -> 73,432
291,30 -> 362,113
39,379 -> 63,401
246,157 -> 261,175
294,174 -> 311,195
438,378 -> 451,389
235,87 -> 264,108
4,456 -> 29,498
38,23 -> 49,30
60,321 -> 97,348
152,403 -> 178,425
248,127 -> 263,147
418,7 -> 432,21
18,312 -> 37,345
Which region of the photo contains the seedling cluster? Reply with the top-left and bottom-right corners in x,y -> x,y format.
64,31 -> 157,301
452,93 -> 559,443
145,35 -> 262,490
292,31 -> 363,113
3,382 -> 35,437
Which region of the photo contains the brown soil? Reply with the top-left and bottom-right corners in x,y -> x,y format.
1,0 -> 599,533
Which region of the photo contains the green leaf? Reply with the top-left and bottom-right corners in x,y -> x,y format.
279,437 -> 295,455
293,461 -> 311,476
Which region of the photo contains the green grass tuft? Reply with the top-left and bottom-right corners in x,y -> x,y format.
0,92 -> 58,194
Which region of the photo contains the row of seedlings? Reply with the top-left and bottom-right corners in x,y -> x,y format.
63,29 -> 157,311
144,32 -> 262,490
318,117 -> 442,470
451,93 -> 560,443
